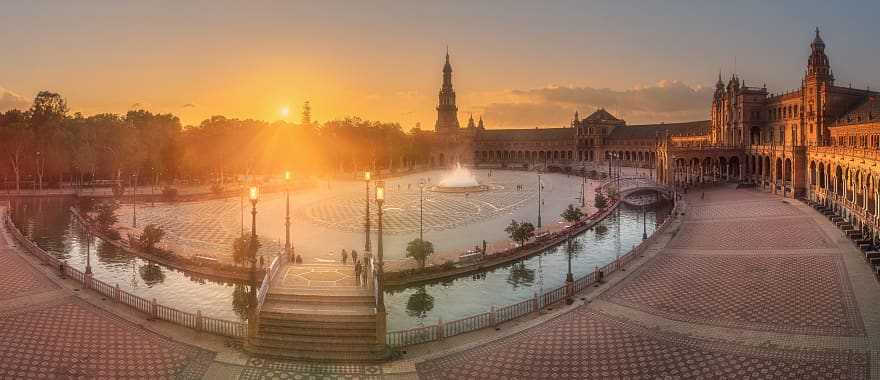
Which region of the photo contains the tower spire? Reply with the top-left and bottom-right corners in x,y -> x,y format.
435,49 -> 460,133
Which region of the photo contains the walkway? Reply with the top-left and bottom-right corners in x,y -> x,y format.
414,186 -> 880,379
0,206 -> 215,378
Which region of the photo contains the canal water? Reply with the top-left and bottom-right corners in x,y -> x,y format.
8,197 -> 670,331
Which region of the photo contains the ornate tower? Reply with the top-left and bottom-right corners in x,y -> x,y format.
435,50 -> 460,133
804,27 -> 834,146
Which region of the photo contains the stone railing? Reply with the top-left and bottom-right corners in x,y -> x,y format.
809,146 -> 880,162
1,202 -> 247,338
385,198 -> 684,348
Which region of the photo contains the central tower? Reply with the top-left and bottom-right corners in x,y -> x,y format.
435,50 -> 460,133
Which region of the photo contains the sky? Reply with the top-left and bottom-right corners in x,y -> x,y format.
1,1 -> 879,129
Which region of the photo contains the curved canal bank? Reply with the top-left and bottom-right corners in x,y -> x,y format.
6,195 -> 670,332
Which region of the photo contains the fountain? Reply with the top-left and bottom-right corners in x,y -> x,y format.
432,163 -> 489,193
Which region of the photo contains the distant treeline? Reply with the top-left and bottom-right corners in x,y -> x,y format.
0,91 -> 435,190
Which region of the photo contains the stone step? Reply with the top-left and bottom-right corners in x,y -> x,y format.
865,251 -> 880,260
261,303 -> 375,318
266,293 -> 375,306
269,286 -> 373,298
259,315 -> 377,329
259,324 -> 377,338
244,345 -> 380,363
869,256 -> 880,266
249,336 -> 377,353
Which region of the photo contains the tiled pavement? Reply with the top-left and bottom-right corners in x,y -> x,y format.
0,206 -> 216,379
415,186 -> 880,379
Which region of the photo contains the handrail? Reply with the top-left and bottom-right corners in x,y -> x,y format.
1,202 -> 247,339
386,195 -> 684,347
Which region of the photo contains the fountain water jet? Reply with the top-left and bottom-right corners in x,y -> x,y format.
432,163 -> 489,193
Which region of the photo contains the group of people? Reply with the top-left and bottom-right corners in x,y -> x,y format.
341,249 -> 370,287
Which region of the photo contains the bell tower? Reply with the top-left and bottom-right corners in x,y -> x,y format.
804,28 -> 834,146
435,49 -> 461,133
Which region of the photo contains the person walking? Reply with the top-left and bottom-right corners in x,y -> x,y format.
354,260 -> 362,286
351,250 -> 358,265
341,249 -> 348,264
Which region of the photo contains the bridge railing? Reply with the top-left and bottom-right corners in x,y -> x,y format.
1,201 -> 248,339
386,196 -> 684,348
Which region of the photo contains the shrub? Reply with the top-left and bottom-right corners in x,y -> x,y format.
95,201 -> 120,230
594,192 -> 609,209
406,238 -> 435,268
561,204 -> 584,223
505,220 -> 536,246
138,224 -> 165,253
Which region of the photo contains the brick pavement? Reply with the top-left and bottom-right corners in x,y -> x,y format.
415,186 -> 880,379
0,206 -> 216,379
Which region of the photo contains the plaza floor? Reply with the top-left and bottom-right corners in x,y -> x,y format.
115,168 -> 637,270
412,185 -> 880,379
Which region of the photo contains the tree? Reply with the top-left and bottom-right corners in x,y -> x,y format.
95,201 -> 120,230
137,224 -> 165,253
232,233 -> 261,266
301,101 -> 312,126
561,204 -> 584,223
505,220 -> 536,246
594,191 -> 609,210
406,238 -> 435,268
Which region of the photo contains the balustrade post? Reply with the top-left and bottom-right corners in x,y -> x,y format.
437,318 -> 445,340
83,272 -> 91,290
59,262 -> 65,278
490,305 -> 497,327
115,284 -> 121,302
196,310 -> 203,332
151,298 -> 159,319
533,292 -> 541,314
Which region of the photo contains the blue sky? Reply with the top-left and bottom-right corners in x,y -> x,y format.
0,1 -> 877,127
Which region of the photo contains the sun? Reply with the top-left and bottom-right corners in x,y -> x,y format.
280,106 -> 290,118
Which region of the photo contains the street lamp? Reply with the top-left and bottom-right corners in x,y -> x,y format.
375,180 -> 386,312
642,204 -> 648,240
419,180 -> 425,241
131,173 -> 137,228
565,238 -> 574,305
284,171 -> 292,261
581,174 -> 587,208
364,171 -> 371,252
249,186 -> 259,277
84,231 -> 92,275
537,171 -> 543,228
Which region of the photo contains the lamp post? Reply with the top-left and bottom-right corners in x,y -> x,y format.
419,180 -> 425,241
85,231 -> 92,275
581,174 -> 587,208
131,173 -> 137,228
642,204 -> 648,240
375,180 -> 386,311
565,238 -> 574,305
537,171 -> 543,228
249,186 -> 259,278
284,171 -> 292,260
364,171 -> 371,253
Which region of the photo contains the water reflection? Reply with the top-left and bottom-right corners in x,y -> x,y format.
8,196 -> 670,331
405,286 -> 435,326
9,197 -> 252,321
506,261 -> 535,289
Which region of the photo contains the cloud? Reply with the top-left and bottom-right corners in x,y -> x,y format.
0,86 -> 30,112
182,103 -> 196,108
475,80 -> 712,128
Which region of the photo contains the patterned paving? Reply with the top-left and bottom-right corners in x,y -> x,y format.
0,238 -> 58,300
416,310 -> 868,379
415,186 -> 877,379
603,255 -> 864,336
239,357 -> 383,379
669,218 -> 834,250
0,298 -> 214,379
687,200 -> 803,220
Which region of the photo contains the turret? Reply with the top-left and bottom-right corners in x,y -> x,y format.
806,27 -> 833,84
478,116 -> 485,129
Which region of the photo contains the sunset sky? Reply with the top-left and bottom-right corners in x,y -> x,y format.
1,1 -> 879,129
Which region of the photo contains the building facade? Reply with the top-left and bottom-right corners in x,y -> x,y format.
431,29 -> 880,243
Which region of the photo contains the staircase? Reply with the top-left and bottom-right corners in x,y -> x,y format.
245,263 -> 385,362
